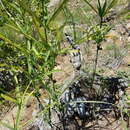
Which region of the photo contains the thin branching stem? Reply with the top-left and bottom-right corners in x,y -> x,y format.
92,16 -> 103,88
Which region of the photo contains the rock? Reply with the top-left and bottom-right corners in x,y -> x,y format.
128,37 -> 130,42
126,23 -> 130,29
116,25 -> 126,35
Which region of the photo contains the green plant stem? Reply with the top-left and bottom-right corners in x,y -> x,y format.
42,1 -> 48,45
92,18 -> 103,88
91,44 -> 99,88
15,104 -> 22,130
36,94 -> 44,110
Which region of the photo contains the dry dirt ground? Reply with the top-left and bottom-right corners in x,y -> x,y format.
0,1 -> 130,129
0,20 -> 130,130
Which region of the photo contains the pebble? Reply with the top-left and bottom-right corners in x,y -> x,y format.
116,25 -> 126,35
128,36 -> 130,42
126,23 -> 130,29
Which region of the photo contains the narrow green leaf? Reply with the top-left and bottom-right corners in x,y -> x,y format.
102,0 -> 107,16
5,23 -> 37,41
105,0 -> 118,14
83,0 -> 98,14
97,0 -> 107,18
98,0 -> 101,10
31,13 -> 46,42
97,5 -> 103,18
32,45 -> 39,56
1,94 -> 18,104
15,105 -> 22,130
8,2 -> 22,14
17,1 -> 46,43
0,33 -> 29,56
47,0 -> 69,25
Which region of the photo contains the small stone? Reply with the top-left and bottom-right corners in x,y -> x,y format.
116,25 -> 126,35
126,23 -> 130,29
127,37 -> 130,42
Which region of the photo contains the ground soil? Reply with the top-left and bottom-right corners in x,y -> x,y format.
0,1 -> 130,130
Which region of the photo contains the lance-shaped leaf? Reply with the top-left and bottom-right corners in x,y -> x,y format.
47,0 -> 69,26
83,0 -> 98,14
105,0 -> 118,14
0,34 -> 29,55
0,33 -> 29,56
1,93 -> 18,104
